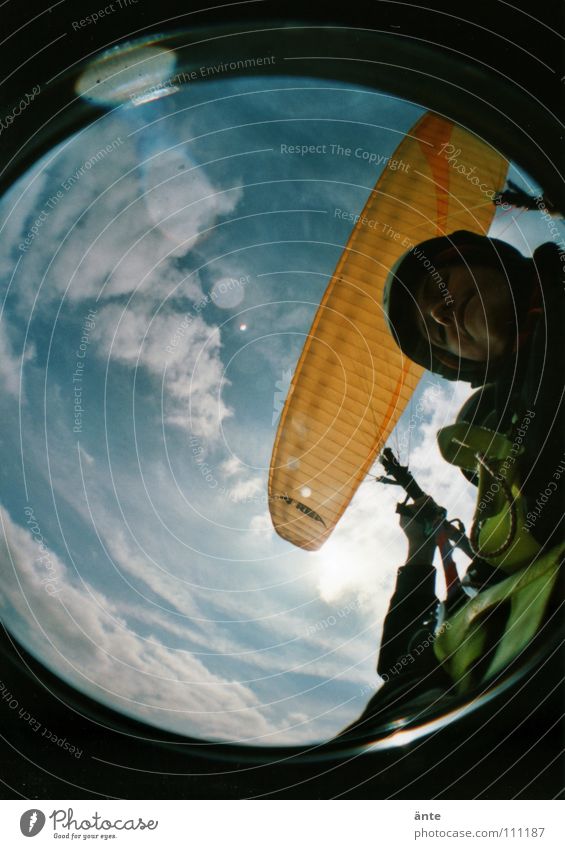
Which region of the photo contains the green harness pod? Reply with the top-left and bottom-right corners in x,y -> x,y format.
437,422 -> 540,572
433,422 -> 563,692
434,542 -> 562,692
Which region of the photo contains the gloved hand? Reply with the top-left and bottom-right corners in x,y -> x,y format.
399,495 -> 442,564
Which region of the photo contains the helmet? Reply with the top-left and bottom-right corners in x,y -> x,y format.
382,230 -> 530,386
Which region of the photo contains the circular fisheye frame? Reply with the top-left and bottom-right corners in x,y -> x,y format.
0,10 -> 562,797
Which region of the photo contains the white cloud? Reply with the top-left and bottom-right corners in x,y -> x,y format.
0,163 -> 49,282
78,444 -> 95,466
0,320 -> 34,396
219,455 -> 244,477
2,117 -> 241,308
93,301 -> 232,439
223,474 -> 265,503
140,143 -> 243,253
96,522 -> 202,620
249,512 -> 274,534
409,379 -> 477,522
0,503 -> 290,743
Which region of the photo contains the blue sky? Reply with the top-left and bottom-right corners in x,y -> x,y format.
0,72 -> 562,745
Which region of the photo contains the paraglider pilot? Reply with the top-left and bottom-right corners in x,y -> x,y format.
339,230 -> 564,737
382,229 -> 563,550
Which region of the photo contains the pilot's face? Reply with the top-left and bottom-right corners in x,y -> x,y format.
414,262 -> 515,362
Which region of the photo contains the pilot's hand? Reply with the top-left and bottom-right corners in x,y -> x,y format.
399,496 -> 440,564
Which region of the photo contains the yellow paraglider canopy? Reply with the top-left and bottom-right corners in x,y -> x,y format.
269,112 -> 508,550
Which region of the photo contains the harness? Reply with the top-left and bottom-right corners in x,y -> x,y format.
434,421 -> 563,692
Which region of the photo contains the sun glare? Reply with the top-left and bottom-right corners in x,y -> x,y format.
313,539 -> 357,602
